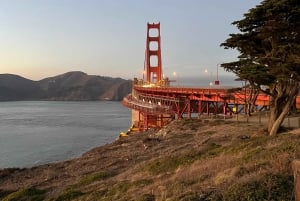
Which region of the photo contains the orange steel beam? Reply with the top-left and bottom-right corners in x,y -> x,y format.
132,86 -> 300,108
123,86 -> 300,130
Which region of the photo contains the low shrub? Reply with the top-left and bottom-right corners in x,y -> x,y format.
136,193 -> 155,201
55,189 -> 84,201
78,171 -> 115,186
2,187 -> 46,201
221,173 -> 294,201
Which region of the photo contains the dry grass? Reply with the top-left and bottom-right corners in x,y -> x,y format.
1,118 -> 299,200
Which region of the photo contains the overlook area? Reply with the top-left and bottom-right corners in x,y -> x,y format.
0,117 -> 299,200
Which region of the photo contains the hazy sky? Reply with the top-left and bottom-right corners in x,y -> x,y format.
0,0 -> 262,81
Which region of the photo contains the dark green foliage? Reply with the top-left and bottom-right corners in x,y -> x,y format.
136,194 -> 155,201
222,174 -> 294,201
146,143 -> 222,175
101,179 -> 153,200
2,188 -> 46,201
0,190 -> 13,199
177,192 -> 201,201
55,189 -> 84,201
78,171 -> 116,186
146,156 -> 188,174
221,0 -> 300,85
221,0 -> 300,135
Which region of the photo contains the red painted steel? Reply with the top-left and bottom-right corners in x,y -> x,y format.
144,22 -> 162,84
122,85 -> 300,130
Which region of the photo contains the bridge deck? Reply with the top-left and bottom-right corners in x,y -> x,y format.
133,86 -> 292,105
122,85 -> 300,130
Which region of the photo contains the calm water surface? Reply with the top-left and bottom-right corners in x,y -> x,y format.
0,101 -> 131,168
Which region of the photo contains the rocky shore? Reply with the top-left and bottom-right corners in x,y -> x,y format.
0,118 -> 299,200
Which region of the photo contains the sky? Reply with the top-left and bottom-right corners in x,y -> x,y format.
0,0 -> 262,82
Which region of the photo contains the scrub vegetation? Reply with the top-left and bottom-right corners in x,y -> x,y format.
0,117 -> 299,200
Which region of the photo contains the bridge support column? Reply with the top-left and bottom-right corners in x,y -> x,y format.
223,101 -> 228,119
187,99 -> 191,119
175,101 -> 181,119
206,102 -> 210,117
198,100 -> 202,118
145,22 -> 162,84
159,115 -> 162,128
131,109 -> 140,129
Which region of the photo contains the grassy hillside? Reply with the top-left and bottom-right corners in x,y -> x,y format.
0,72 -> 132,101
0,74 -> 44,100
0,119 -> 299,200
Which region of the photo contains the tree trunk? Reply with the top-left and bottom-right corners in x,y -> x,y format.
269,100 -> 290,136
291,98 -> 298,114
268,81 -> 300,136
244,85 -> 259,116
249,89 -> 259,114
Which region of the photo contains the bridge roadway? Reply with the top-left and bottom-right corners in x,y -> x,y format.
122,85 -> 300,129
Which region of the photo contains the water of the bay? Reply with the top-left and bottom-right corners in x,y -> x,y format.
0,101 -> 131,168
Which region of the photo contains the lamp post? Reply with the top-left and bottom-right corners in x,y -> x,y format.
204,69 -> 213,88
215,64 -> 220,85
173,71 -> 178,86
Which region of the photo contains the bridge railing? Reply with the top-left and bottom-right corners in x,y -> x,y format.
122,94 -> 173,114
134,86 -> 229,95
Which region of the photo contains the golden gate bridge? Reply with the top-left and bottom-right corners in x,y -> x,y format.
122,22 -> 300,131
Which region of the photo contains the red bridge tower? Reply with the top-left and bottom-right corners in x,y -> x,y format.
144,22 -> 162,83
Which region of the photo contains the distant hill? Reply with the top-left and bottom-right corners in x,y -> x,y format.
0,71 -> 132,101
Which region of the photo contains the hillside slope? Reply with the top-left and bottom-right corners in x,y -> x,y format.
0,72 -> 132,101
0,119 -> 299,200
0,74 -> 44,100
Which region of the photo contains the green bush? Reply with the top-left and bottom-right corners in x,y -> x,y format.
222,174 -> 294,201
136,194 -> 155,201
2,187 -> 46,201
146,154 -> 196,175
78,171 -> 115,186
55,189 -> 84,201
